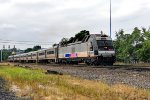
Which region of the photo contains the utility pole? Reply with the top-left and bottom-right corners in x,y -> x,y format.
110,0 -> 112,37
8,45 -> 10,52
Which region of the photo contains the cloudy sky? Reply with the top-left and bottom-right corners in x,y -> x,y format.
0,0 -> 150,49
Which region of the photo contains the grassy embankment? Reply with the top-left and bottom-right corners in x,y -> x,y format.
0,64 -> 149,100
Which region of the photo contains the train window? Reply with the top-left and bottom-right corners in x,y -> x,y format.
101,35 -> 108,37
39,52 -> 45,56
47,51 -> 54,54
97,40 -> 114,50
97,40 -> 112,46
32,54 -> 36,57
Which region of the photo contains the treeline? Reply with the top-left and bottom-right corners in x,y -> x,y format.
114,27 -> 150,63
0,45 -> 41,61
58,30 -> 89,47
0,48 -> 20,61
0,49 -> 12,61
24,45 -> 41,53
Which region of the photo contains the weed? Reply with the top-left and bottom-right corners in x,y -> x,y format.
0,65 -> 149,100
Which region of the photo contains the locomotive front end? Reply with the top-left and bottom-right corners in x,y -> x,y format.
92,34 -> 116,65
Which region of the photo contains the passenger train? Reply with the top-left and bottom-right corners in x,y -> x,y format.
8,34 -> 116,65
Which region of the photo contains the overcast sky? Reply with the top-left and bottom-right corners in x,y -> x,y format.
0,0 -> 150,49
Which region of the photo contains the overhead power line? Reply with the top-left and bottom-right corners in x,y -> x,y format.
0,41 -> 53,45
0,39 -> 54,44
0,38 -> 55,46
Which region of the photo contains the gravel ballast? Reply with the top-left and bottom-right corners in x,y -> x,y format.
17,64 -> 150,89
0,77 -> 19,100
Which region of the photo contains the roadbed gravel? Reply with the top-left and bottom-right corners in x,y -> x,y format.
0,77 -> 19,100
16,63 -> 150,89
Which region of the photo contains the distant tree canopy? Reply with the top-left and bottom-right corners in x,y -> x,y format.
114,27 -> 150,63
0,49 -> 12,61
59,38 -> 69,46
24,48 -> 32,53
24,45 -> 41,53
0,47 -> 23,61
74,30 -> 90,42
52,43 -> 58,47
33,45 -> 41,51
59,30 -> 90,46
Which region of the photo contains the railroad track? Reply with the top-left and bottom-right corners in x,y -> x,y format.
13,63 -> 150,89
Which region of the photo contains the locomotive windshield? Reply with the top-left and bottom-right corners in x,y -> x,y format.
97,40 -> 114,50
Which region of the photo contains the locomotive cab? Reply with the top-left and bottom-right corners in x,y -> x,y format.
89,34 -> 116,65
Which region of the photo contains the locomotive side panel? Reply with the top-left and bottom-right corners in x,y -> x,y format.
58,42 -> 89,59
74,43 -> 89,58
58,46 -> 71,59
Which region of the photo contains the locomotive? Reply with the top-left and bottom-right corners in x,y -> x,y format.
8,34 -> 115,65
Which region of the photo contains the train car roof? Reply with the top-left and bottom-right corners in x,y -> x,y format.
46,47 -> 54,50
37,49 -> 47,52
14,54 -> 20,57
8,56 -> 13,58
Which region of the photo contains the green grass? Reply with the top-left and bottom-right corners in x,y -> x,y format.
0,65 -> 150,100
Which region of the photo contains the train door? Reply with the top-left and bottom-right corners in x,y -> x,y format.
55,46 -> 59,63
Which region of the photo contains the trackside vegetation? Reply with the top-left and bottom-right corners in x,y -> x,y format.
0,65 -> 149,100
114,27 -> 150,63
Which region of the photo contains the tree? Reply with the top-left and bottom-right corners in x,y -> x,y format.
59,38 -> 69,46
142,27 -> 150,40
0,49 -> 14,61
24,48 -> 33,53
114,27 -> 150,63
138,27 -> 150,62
74,30 -> 90,42
130,27 -> 142,45
139,40 -> 150,62
53,43 -> 58,47
114,29 -> 130,61
24,45 -> 41,53
59,30 -> 90,46
33,45 -> 41,51
68,37 -> 75,43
